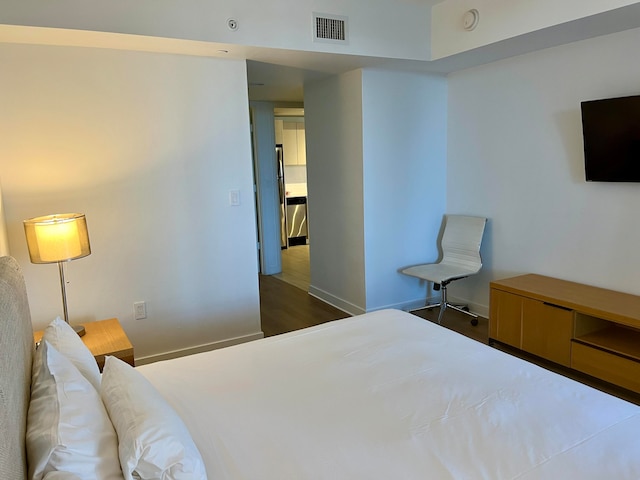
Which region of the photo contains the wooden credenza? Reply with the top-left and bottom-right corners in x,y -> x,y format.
490,274 -> 640,394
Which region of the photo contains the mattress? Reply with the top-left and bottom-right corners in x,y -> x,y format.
136,309 -> 640,479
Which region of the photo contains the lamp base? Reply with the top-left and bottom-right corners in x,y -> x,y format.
73,324 -> 86,337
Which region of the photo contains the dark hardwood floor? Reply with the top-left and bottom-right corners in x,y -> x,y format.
259,273 -> 490,340
259,274 -> 348,337
411,305 -> 489,343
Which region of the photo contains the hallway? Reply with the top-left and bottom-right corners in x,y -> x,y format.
273,245 -> 310,292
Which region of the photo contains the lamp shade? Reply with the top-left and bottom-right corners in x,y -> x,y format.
24,213 -> 91,264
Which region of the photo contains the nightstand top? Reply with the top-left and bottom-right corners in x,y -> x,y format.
34,317 -> 134,369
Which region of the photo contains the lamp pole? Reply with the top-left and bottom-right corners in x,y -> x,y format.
58,260 -> 69,324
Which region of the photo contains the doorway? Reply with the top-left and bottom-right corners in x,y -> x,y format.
274,107 -> 310,291
251,102 -> 311,292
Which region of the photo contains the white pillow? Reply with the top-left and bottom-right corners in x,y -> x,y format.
101,356 -> 207,480
42,316 -> 101,391
26,341 -> 123,480
43,473 -> 81,480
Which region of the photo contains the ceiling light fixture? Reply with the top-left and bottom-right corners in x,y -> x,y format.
227,18 -> 239,31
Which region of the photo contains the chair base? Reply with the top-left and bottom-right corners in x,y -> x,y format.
409,284 -> 478,326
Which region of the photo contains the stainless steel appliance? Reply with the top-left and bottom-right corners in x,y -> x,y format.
277,143 -> 308,248
276,144 -> 287,249
286,196 -> 308,246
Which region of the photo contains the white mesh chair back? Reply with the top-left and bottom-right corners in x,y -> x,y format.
440,215 -> 487,274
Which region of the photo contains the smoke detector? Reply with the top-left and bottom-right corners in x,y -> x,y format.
463,9 -> 479,31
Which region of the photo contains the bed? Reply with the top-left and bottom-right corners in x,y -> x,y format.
2,255 -> 640,479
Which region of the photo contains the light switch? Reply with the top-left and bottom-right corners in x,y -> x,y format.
229,190 -> 241,206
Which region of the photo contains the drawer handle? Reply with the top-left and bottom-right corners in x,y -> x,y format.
543,302 -> 572,311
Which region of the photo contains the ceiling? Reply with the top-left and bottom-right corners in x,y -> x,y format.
246,3 -> 640,103
3,2 -> 639,105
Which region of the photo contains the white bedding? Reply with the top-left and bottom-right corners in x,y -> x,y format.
136,309 -> 640,479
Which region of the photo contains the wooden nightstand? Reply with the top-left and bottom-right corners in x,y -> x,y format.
34,318 -> 134,371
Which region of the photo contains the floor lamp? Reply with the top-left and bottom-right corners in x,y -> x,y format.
23,213 -> 91,336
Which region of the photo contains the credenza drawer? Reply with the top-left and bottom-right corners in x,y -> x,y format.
571,342 -> 640,394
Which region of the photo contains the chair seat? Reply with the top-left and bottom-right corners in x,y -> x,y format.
401,262 -> 480,285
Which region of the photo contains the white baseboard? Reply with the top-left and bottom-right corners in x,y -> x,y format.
368,297 -> 428,313
307,286 -> 489,319
135,331 -> 264,366
308,285 -> 363,316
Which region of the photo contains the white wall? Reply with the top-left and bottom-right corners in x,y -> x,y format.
361,69 -> 447,311
447,26 -> 640,313
304,68 -> 448,314
0,43 -> 261,361
305,70 -> 367,313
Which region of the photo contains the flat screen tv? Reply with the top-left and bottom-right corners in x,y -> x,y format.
581,95 -> 640,182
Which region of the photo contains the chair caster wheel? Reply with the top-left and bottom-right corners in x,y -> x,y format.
470,318 -> 478,326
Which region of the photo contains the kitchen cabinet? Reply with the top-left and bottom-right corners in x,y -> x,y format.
296,124 -> 306,165
279,118 -> 306,166
274,119 -> 284,144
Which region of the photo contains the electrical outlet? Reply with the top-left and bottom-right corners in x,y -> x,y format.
134,301 -> 147,320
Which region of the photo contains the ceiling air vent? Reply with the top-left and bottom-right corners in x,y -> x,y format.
313,13 -> 348,44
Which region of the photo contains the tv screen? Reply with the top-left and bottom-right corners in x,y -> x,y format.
581,95 -> 640,182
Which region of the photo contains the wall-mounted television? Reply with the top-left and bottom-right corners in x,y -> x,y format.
581,94 -> 640,182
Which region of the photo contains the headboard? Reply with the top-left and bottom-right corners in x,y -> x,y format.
0,256 -> 33,480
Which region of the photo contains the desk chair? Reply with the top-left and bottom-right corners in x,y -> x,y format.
402,215 -> 487,326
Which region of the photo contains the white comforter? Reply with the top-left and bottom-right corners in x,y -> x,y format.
137,309 -> 640,479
